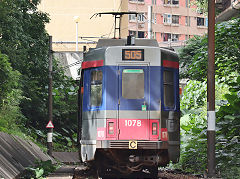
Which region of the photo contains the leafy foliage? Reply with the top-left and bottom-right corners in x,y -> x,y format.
51,72 -> 78,151
176,80 -> 207,173
216,77 -> 240,178
20,160 -> 58,179
190,0 -> 208,15
177,18 -> 240,178
0,0 -> 50,128
0,0 -> 79,150
179,18 -> 240,83
0,53 -> 19,105
0,53 -> 25,133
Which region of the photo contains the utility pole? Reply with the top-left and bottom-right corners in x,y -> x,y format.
207,0 -> 216,177
136,1 -> 139,38
47,36 -> 53,156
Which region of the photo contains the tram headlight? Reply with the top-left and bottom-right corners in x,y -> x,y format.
152,122 -> 158,135
108,122 -> 114,135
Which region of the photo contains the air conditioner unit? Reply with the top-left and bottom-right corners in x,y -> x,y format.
138,23 -> 145,28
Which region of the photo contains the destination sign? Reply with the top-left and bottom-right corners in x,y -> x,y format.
122,49 -> 144,61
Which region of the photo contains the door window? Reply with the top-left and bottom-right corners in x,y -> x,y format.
122,69 -> 144,99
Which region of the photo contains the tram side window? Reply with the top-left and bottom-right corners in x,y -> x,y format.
163,70 -> 174,108
90,70 -> 102,107
122,69 -> 144,99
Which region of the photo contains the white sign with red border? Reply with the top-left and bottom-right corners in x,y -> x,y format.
46,121 -> 54,128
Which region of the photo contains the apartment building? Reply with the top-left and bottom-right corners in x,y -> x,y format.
38,0 -> 207,51
126,0 -> 208,48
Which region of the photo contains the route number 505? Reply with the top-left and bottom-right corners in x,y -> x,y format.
125,120 -> 141,127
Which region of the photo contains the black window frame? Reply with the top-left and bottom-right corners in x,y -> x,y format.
163,69 -> 175,108
197,17 -> 205,26
172,15 -> 179,24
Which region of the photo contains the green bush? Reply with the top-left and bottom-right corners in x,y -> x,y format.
216,77 -> 240,179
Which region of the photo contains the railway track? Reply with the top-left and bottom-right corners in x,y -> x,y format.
47,164 -> 204,179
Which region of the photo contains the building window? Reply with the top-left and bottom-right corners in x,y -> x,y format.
197,17 -> 205,26
129,13 -> 144,22
152,32 -> 157,39
172,34 -> 179,41
185,0 -> 190,7
172,0 -> 179,5
152,13 -> 157,24
122,69 -> 144,99
185,16 -> 190,26
163,33 -> 179,42
172,15 -> 179,24
163,33 -> 171,41
129,30 -> 136,37
164,0 -> 171,4
163,14 -> 172,24
129,0 -> 144,3
90,70 -> 102,107
152,0 -> 156,5
164,0 -> 179,5
163,14 -> 179,24
138,13 -> 145,22
138,31 -> 145,38
129,14 -> 137,21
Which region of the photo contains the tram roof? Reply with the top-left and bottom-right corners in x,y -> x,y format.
83,38 -> 179,67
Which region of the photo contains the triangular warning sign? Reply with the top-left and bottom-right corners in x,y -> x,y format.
46,121 -> 54,128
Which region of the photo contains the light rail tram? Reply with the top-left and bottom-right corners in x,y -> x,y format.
78,35 -> 180,178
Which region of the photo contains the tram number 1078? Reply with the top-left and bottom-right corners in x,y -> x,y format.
125,120 -> 142,127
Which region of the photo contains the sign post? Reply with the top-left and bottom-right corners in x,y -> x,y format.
47,36 -> 53,156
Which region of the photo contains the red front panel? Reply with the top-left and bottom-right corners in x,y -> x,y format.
118,119 -> 149,140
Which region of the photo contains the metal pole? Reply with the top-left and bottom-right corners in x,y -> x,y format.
76,22 -> 78,51
136,1 -> 138,38
207,0 -> 216,177
148,6 -> 153,39
47,36 -> 53,156
114,16 -> 117,39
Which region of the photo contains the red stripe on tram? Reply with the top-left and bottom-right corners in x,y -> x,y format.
163,60 -> 179,69
82,60 -> 104,69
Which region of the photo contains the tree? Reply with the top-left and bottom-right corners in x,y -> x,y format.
0,0 -> 79,149
0,0 -> 50,127
177,18 -> 240,178
0,52 -> 24,133
216,77 -> 240,179
179,18 -> 240,83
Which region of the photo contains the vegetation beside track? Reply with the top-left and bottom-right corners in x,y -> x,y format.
176,18 -> 240,179
0,0 -> 78,151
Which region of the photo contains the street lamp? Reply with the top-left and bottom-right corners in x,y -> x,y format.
74,16 -> 80,51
